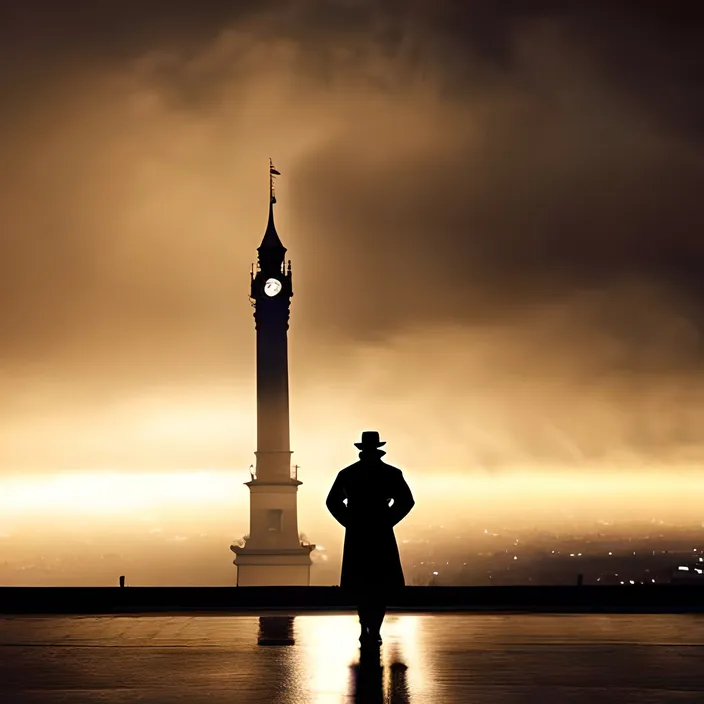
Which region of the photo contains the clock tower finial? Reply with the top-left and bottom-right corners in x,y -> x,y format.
258,159 -> 286,268
269,157 -> 278,205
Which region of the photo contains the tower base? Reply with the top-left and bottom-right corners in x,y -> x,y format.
232,546 -> 315,586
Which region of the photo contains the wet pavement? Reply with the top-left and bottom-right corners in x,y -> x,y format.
1,613 -> 704,702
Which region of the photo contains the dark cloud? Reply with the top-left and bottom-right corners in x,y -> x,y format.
292,12 -> 704,342
0,1 -> 703,473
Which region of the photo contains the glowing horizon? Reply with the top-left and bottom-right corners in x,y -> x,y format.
2,466 -> 703,523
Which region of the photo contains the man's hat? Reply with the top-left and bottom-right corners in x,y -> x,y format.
354,430 -> 386,449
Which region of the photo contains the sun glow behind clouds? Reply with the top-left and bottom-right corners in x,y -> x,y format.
2,468 -> 704,525
0,470 -> 242,516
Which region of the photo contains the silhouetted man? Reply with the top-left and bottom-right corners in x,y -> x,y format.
326,431 -> 415,645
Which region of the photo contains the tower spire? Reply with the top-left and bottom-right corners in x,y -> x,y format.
259,159 -> 286,264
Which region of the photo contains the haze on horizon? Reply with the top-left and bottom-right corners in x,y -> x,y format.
1,2 -> 703,583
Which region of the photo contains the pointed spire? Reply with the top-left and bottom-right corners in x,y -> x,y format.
258,159 -> 286,263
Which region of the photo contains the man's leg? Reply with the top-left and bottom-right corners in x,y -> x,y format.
368,587 -> 396,641
357,591 -> 371,640
358,589 -> 388,643
367,603 -> 386,641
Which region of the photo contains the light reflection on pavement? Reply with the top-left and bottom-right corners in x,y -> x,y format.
1,613 -> 704,702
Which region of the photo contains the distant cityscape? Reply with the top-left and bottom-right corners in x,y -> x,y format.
3,518 -> 704,587
313,519 -> 704,588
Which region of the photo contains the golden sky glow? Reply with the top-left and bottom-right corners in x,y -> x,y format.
0,3 -> 703,583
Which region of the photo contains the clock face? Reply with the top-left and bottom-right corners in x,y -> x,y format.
264,278 -> 282,297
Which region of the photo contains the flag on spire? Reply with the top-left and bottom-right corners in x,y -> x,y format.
269,159 -> 280,205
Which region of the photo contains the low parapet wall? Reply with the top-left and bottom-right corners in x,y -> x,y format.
1,585 -> 704,615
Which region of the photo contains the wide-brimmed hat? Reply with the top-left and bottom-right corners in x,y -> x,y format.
354,430 -> 386,449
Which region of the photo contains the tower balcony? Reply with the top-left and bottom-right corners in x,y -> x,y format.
246,461 -> 300,485
231,542 -> 316,556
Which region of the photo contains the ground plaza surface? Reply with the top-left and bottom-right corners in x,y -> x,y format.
2,612 -> 704,702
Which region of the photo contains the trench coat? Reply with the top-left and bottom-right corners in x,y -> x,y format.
326,453 -> 415,594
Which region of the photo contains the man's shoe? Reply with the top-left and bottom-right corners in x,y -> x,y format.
361,630 -> 382,646
359,631 -> 382,647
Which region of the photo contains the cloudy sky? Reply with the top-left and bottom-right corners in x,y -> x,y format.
1,1 -> 703,577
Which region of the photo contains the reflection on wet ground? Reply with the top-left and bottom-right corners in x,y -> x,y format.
1,613 -> 704,702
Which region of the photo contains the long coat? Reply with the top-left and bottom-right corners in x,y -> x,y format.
326,453 -> 415,594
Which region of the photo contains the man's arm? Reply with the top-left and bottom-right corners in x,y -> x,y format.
325,473 -> 348,527
389,472 -> 415,526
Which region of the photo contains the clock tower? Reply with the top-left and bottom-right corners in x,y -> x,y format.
231,160 -> 315,586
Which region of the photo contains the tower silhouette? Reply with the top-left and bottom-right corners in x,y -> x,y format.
231,160 -> 315,586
